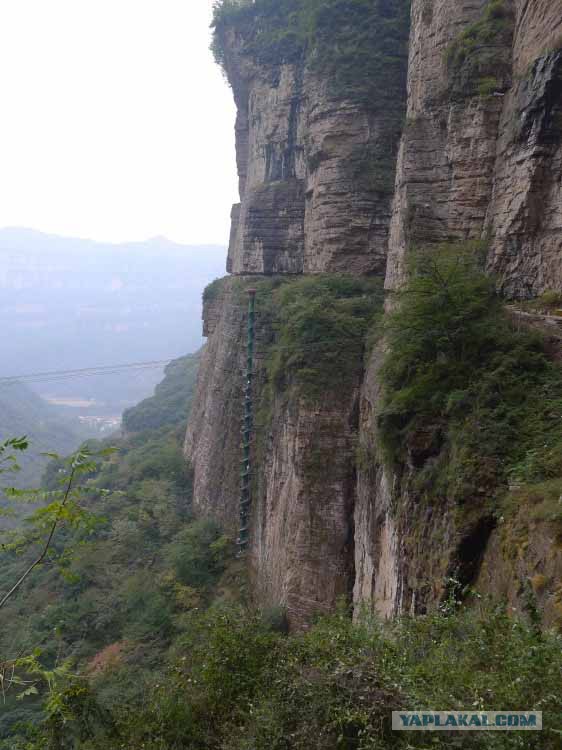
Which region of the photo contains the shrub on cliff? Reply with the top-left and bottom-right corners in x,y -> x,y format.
212,0 -> 410,105
379,242 -> 562,507
259,275 -> 384,403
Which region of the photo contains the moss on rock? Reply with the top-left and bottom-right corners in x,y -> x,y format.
445,0 -> 515,100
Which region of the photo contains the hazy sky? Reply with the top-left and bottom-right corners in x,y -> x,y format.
0,0 -> 238,245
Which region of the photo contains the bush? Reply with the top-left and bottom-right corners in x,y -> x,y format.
379,242 -> 562,506
167,519 -> 231,590
261,275 -> 384,403
31,603 -> 562,749
121,575 -> 175,641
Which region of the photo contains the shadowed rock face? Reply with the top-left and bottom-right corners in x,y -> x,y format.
187,0 -> 562,628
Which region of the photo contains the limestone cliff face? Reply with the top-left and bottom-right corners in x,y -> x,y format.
185,280 -> 247,531
251,381 -> 359,628
186,0 -> 562,628
186,276 -> 366,628
387,0 -> 562,296
221,15 -> 408,276
487,46 -> 562,297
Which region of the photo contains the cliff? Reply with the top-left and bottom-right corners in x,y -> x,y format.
186,0 -> 562,629
387,0 -> 562,297
356,0 -> 562,625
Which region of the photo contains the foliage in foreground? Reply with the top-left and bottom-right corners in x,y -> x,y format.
0,355 -> 202,741
12,601 -> 562,749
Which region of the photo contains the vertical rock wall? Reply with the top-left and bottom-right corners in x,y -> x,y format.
387,0 -> 562,295
355,0 -> 562,619
187,0 -> 562,627
185,280 -> 247,532
186,276 -> 367,629
221,15 -> 408,276
251,382 -> 359,628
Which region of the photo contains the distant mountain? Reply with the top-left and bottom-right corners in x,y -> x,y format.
0,228 -> 226,410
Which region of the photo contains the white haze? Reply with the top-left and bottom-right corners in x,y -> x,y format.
0,0 -> 238,245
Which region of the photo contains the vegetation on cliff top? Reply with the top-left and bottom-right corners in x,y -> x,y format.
212,0 -> 410,104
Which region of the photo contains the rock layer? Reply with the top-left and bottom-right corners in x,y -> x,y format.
221,18 -> 408,276
387,0 -> 562,296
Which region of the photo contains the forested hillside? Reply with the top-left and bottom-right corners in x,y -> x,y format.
0,382 -> 91,490
0,352 -> 203,742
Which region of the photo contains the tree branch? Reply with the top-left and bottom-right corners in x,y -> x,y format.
0,465 -> 77,611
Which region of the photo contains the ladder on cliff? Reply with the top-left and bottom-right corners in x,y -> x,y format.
238,288 -> 256,552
